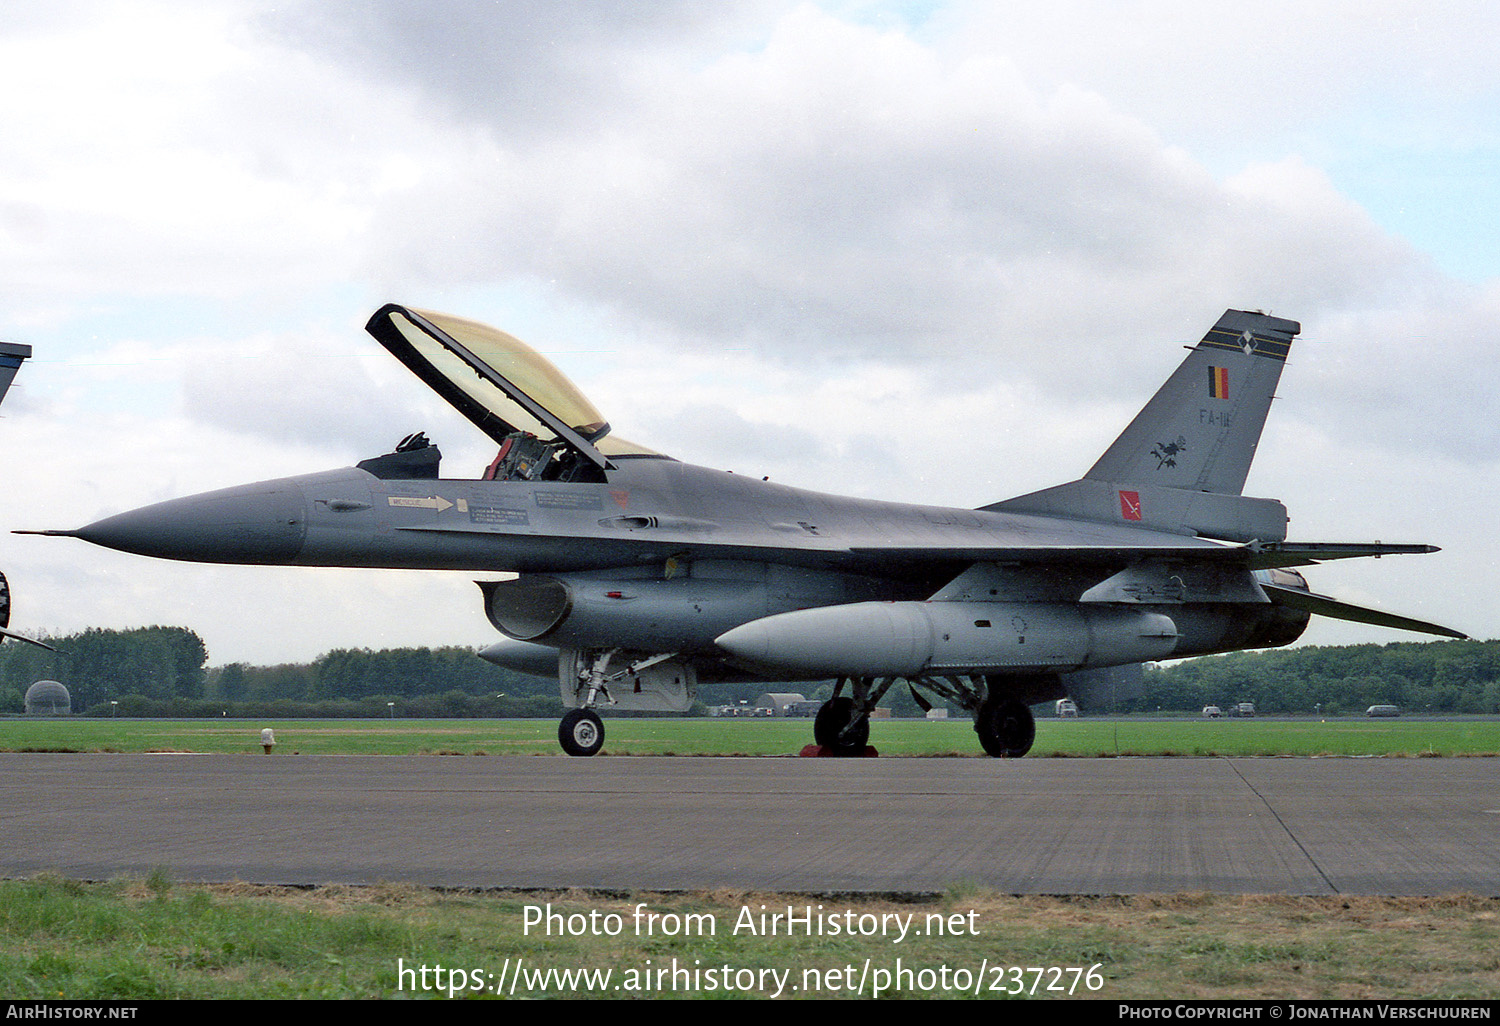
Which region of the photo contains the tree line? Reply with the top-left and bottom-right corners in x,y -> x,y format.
1,627 -> 1496,717
0,628 -> 561,717
1126,639 -> 1500,716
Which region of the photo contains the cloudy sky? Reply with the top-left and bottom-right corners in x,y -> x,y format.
0,0 -> 1494,665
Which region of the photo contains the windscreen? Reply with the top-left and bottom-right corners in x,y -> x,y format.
393,309 -> 604,440
367,304 -> 662,462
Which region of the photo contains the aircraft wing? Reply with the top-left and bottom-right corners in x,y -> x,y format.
845,540 -> 1440,569
389,505 -> 1442,575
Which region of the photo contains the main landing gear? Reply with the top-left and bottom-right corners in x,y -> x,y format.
813,695 -> 870,756
810,674 -> 1045,758
811,676 -> 893,757
974,697 -> 1035,758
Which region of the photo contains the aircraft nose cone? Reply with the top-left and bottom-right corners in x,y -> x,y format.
74,480 -> 307,563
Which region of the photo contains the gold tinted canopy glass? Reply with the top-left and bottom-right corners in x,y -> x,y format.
367,305 -> 659,462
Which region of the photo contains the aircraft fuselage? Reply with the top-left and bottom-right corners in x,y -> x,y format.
68,454 -> 1305,678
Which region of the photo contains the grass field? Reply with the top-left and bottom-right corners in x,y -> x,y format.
2,715 -> 1498,757
2,876 -> 1497,1000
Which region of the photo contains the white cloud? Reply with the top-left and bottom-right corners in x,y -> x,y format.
946,1 -> 1500,144
314,4 -> 1449,399
0,1 -> 438,314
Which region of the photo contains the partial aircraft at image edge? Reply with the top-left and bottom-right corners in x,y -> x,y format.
0,341 -> 53,652
27,306 -> 1464,755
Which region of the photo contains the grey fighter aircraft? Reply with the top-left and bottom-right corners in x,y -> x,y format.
30,306 -> 1463,755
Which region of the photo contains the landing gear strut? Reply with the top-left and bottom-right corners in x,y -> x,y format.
974,697 -> 1035,758
558,708 -> 604,757
554,647 -> 695,756
898,673 -> 1053,757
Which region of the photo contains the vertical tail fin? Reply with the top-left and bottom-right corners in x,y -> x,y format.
1084,309 -> 1299,495
988,310 -> 1299,542
0,342 -> 30,409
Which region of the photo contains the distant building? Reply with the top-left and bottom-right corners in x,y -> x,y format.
24,680 -> 70,716
756,693 -> 806,716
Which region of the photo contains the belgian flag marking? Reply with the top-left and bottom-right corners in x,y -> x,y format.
1208,366 -> 1229,399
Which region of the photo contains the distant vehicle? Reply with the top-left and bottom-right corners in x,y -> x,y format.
1234,702 -> 1256,717
1055,699 -> 1079,718
1202,705 -> 1222,719
1366,704 -> 1401,718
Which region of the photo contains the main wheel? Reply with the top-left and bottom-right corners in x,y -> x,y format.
558,708 -> 604,757
813,697 -> 869,756
975,698 -> 1035,758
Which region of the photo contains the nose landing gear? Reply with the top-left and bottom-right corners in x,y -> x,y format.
558,707 -> 605,757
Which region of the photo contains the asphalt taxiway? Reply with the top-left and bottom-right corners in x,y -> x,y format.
2,754 -> 1496,894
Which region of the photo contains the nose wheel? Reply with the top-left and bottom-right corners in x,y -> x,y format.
559,708 -> 605,757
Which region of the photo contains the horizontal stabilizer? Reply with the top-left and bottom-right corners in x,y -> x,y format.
1262,583 -> 1466,639
0,627 -> 55,651
1249,542 -> 1440,567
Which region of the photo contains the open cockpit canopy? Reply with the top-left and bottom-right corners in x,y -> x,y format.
364,304 -> 660,482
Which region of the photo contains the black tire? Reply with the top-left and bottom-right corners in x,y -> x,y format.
558,708 -> 604,757
813,697 -> 869,756
975,698 -> 1035,758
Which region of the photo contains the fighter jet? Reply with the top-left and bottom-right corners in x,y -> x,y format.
29,306 -> 1462,755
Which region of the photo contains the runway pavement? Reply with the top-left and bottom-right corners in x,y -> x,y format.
2,753 -> 1496,894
